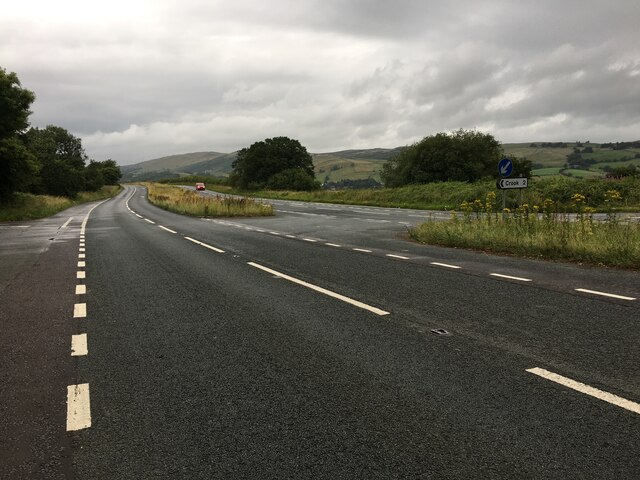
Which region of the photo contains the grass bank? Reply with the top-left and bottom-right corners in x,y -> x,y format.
0,186 -> 122,221
145,183 -> 274,217
410,192 -> 640,269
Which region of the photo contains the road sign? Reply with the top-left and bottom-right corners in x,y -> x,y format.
498,158 -> 513,177
496,178 -> 528,189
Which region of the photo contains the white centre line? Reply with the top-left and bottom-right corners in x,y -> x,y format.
184,236 -> 225,253
303,238 -> 317,243
248,262 -> 390,316
285,235 -> 296,238
71,333 -> 88,356
325,243 -> 342,247
144,218 -> 156,224
76,285 -> 86,295
526,367 -> 640,415
158,225 -> 177,234
575,288 -> 636,301
77,271 -> 86,279
353,248 -> 372,253
490,273 -> 532,282
77,261 -> 86,268
135,214 -> 143,218
73,303 -> 87,318
269,232 -> 281,235
386,254 -> 410,260
66,383 -> 91,431
430,262 -> 461,269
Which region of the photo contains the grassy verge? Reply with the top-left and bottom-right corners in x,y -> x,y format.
145,183 -> 274,217
0,186 -> 122,221
410,193 -> 640,269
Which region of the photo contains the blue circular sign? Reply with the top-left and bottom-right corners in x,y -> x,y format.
498,158 -> 513,177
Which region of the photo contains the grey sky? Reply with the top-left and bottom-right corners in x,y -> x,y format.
2,0 -> 639,164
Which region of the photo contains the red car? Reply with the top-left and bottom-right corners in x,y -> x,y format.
195,183 -> 205,191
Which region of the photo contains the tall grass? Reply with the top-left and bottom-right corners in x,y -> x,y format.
145,183 -> 274,217
410,191 -> 640,269
0,186 -> 122,221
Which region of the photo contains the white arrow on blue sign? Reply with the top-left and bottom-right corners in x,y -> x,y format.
498,158 -> 513,177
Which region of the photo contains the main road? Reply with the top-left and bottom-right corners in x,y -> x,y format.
1,186 -> 638,479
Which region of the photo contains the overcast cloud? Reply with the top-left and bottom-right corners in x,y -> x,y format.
2,0 -> 639,164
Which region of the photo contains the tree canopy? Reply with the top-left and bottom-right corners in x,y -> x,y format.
230,136 -> 319,190
381,129 -> 503,187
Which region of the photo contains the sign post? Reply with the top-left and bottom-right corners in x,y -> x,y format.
497,158 -> 513,215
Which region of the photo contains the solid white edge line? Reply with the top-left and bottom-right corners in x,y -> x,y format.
76,285 -> 86,295
430,262 -> 461,269
66,383 -> 91,431
526,367 -> 640,415
73,303 -> 87,318
71,333 -> 88,356
158,225 -> 177,234
386,254 -> 409,260
184,236 -> 225,253
490,273 -> 532,282
574,288 -> 636,301
248,262 -> 390,316
353,248 -> 372,253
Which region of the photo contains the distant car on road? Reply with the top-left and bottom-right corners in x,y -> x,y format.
195,183 -> 205,191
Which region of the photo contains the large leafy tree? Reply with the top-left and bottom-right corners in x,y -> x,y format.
230,136 -> 318,190
381,129 -> 503,187
0,67 -> 37,199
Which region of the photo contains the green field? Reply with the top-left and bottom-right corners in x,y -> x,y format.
531,167 -> 563,176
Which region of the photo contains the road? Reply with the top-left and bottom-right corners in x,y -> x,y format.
1,185 -> 639,479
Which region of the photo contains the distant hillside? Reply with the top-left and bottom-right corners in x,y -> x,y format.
119,142 -> 640,183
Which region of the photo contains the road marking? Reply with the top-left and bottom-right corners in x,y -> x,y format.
66,383 -> 91,431
526,368 -> 640,415
79,247 -> 85,252
430,262 -> 461,269
184,236 -> 225,253
353,248 -> 372,253
79,242 -> 85,247
325,243 -> 341,247
73,303 -> 87,318
60,217 -> 73,229
77,271 -> 86,279
158,225 -> 177,234
78,253 -> 85,259
490,273 -> 532,282
71,334 -> 88,356
248,262 -> 390,316
76,285 -> 86,295
303,238 -> 317,243
135,214 -> 143,218
269,231 -> 280,235
574,288 -> 636,301
285,235 -> 296,238
144,218 -> 156,224
387,254 -> 409,260
255,229 -> 266,233
78,261 -> 86,268
81,199 -> 107,236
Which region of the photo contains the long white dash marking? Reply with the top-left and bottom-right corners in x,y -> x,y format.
60,217 -> 73,229
73,303 -> 86,318
269,231 -> 280,235
184,236 -> 225,253
285,235 -> 296,238
76,285 -> 86,295
77,271 -> 86,279
248,262 -> 389,316
575,288 -> 636,301
135,214 -> 143,218
387,254 -> 409,260
71,334 -> 88,356
490,273 -> 532,282
325,243 -> 341,247
526,367 -> 640,415
158,225 -> 177,234
66,384 -> 91,431
353,248 -> 372,253
303,238 -> 317,243
144,218 -> 156,224
430,262 -> 461,269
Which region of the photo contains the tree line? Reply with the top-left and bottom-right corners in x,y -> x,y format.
0,67 -> 121,200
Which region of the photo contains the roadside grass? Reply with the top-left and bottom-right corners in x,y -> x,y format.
410,192 -> 640,269
145,182 -> 274,217
0,186 -> 122,221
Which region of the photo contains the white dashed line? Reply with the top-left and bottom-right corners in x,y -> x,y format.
353,248 -> 372,253
430,262 -> 461,269
79,247 -> 85,252
248,262 -> 390,316
73,303 -> 87,318
66,383 -> 91,431
574,288 -> 636,301
269,232 -> 280,235
75,285 -> 86,295
77,261 -> 86,268
71,334 -> 88,356
490,273 -> 532,282
303,238 -> 317,243
144,218 -> 156,224
184,236 -> 225,253
386,254 -> 410,260
135,214 -> 143,218
77,271 -> 86,279
158,225 -> 177,234
255,229 -> 266,233
325,243 -> 341,247
527,368 -> 640,415
285,235 -> 296,238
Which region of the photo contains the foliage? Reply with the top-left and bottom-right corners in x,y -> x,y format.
159,175 -> 228,185
265,168 -> 320,191
229,136 -> 315,190
381,129 -> 503,187
0,137 -> 38,199
145,183 -> 274,218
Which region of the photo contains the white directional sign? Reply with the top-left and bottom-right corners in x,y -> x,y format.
497,178 -> 528,189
